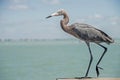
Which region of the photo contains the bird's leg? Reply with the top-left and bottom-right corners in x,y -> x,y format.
96,43 -> 107,77
85,42 -> 93,77
75,42 -> 93,79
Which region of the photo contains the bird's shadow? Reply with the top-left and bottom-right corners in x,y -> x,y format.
75,77 -> 93,79
56,77 -> 94,80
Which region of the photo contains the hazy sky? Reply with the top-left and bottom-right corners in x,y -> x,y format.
0,0 -> 120,39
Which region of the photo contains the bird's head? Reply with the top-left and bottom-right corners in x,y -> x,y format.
46,9 -> 65,19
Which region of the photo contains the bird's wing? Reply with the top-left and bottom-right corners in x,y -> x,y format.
70,23 -> 111,43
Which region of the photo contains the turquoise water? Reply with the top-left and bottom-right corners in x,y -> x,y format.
0,40 -> 120,80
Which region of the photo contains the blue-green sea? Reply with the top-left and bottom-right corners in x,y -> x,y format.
0,39 -> 120,80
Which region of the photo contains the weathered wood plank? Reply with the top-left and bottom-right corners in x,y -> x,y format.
57,78 -> 120,80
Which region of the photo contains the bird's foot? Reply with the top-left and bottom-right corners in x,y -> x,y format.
75,77 -> 92,79
96,65 -> 103,77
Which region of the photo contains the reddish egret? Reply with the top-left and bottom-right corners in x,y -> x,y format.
46,9 -> 114,78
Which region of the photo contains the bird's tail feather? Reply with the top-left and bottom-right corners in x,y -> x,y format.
105,36 -> 114,44
97,29 -> 114,44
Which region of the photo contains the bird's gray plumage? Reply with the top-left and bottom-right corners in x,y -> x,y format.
70,23 -> 114,44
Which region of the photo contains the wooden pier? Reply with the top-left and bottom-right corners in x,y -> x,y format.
56,78 -> 120,80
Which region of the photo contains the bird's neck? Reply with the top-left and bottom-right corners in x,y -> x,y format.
60,12 -> 69,31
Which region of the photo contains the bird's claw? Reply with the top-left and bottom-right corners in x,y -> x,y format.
96,65 -> 103,77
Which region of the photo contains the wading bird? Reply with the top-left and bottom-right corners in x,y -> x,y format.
46,9 -> 114,78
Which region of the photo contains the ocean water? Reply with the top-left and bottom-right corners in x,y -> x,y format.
0,39 -> 120,80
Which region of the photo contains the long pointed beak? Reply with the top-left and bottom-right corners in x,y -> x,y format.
46,12 -> 59,19
46,15 -> 52,19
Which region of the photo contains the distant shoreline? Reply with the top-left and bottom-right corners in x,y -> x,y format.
0,38 -> 78,42
0,38 -> 120,42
